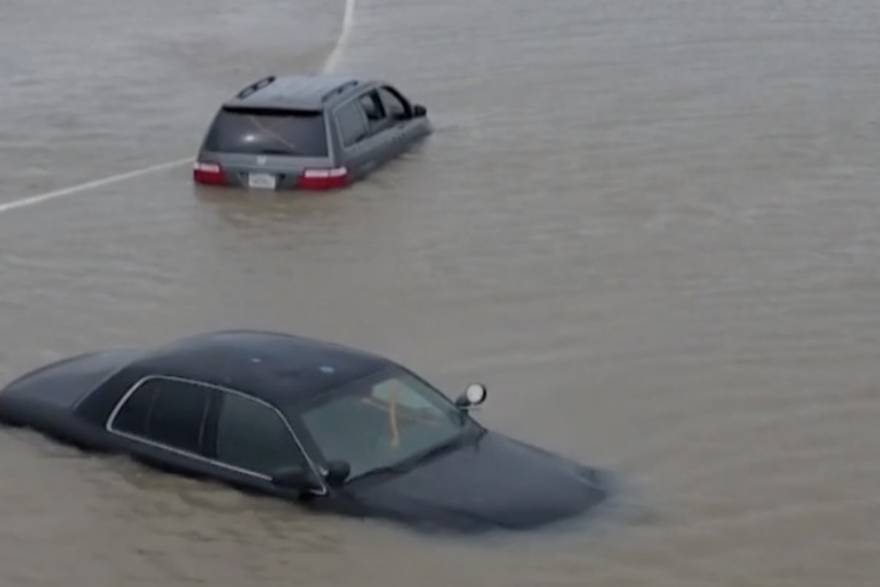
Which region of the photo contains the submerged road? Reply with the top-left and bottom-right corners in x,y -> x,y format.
1,0 -> 879,585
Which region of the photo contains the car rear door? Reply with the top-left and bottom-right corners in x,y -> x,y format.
107,377 -> 324,499
106,376 -> 220,479
332,90 -> 403,180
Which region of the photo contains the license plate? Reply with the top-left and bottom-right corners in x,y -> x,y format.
248,173 -> 277,190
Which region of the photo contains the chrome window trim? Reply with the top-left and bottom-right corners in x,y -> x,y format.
105,374 -> 328,496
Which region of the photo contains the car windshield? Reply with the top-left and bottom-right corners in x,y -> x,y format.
296,368 -> 469,480
203,107 -> 328,157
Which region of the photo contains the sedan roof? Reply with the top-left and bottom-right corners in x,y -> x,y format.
105,330 -> 391,407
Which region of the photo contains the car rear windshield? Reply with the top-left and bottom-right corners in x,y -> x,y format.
203,107 -> 328,157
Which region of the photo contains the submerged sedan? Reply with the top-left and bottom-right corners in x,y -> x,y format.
0,330 -> 608,532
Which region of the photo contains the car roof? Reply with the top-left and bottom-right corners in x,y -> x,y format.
222,74 -> 368,112
112,330 -> 392,407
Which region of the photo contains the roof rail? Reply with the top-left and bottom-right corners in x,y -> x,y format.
321,79 -> 360,102
236,75 -> 276,99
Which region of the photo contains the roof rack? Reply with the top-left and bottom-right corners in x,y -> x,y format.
320,79 -> 360,102
236,75 -> 276,99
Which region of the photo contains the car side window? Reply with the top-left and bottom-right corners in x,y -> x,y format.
336,101 -> 369,147
359,91 -> 386,124
215,392 -> 307,476
111,378 -> 213,455
378,87 -> 410,121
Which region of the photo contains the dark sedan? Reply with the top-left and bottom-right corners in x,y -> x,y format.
0,330 -> 609,532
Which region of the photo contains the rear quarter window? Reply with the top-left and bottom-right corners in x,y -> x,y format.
203,108 -> 328,157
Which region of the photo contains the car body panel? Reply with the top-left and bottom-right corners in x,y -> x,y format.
200,152 -> 333,190
2,349 -> 137,409
344,431 -> 608,531
0,349 -> 140,444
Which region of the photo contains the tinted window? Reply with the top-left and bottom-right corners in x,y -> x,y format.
204,108 -> 328,156
379,87 -> 409,120
112,378 -> 212,454
112,381 -> 158,437
336,101 -> 369,147
216,392 -> 306,476
359,92 -> 386,122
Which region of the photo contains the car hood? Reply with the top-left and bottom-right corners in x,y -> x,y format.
344,431 -> 608,532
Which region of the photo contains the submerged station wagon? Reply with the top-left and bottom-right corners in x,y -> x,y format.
192,74 -> 432,190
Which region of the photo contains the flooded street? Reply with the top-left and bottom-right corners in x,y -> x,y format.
2,0 -> 879,584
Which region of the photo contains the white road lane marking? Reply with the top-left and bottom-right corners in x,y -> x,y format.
0,0 -> 357,215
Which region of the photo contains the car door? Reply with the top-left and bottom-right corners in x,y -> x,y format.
333,90 -> 398,179
207,389 -> 326,498
106,375 -> 218,478
377,85 -> 425,153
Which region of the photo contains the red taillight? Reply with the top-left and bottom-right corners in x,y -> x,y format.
298,166 -> 348,190
193,161 -> 226,185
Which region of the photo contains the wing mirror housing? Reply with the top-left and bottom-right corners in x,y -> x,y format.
323,460 -> 351,487
455,383 -> 487,410
412,104 -> 427,117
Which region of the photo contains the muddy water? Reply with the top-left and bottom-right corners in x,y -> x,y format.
2,0 -> 879,585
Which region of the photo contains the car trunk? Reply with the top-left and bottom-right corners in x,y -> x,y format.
196,107 -> 346,190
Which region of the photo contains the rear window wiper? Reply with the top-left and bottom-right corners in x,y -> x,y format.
256,148 -> 297,156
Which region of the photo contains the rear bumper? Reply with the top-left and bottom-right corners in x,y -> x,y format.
193,164 -> 349,191
193,150 -> 348,191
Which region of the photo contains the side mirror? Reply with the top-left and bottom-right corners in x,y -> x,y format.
271,465 -> 320,491
412,104 -> 427,117
323,460 -> 351,487
455,383 -> 487,410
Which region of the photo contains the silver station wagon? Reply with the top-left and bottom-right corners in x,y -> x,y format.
193,74 -> 432,190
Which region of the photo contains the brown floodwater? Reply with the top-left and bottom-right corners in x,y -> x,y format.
1,0 -> 879,584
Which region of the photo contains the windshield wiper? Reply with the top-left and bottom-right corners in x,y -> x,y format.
411,432 -> 472,464
349,462 -> 410,483
350,433 -> 471,484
